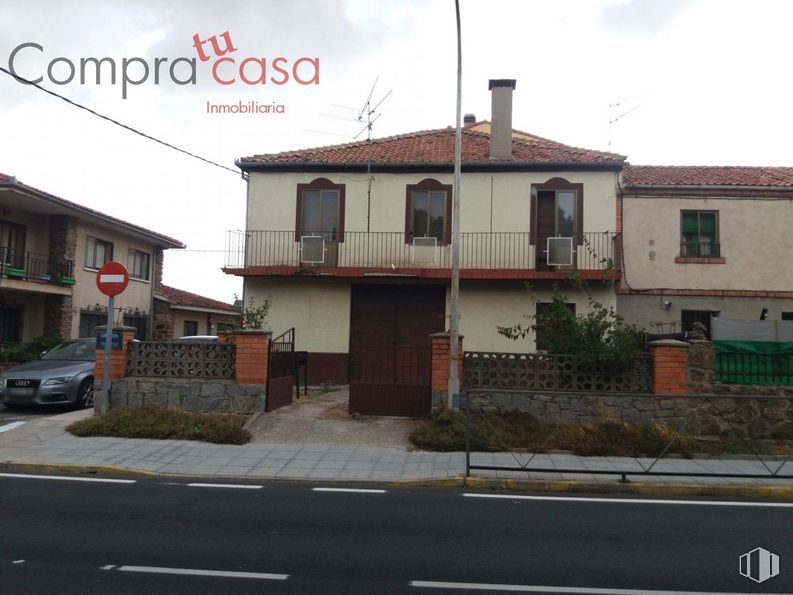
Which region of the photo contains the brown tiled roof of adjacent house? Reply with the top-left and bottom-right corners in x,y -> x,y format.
0,172 -> 184,248
623,165 -> 793,187
157,285 -> 240,314
239,122 -> 625,167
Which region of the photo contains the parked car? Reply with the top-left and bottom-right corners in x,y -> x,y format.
0,338 -> 95,409
172,335 -> 218,343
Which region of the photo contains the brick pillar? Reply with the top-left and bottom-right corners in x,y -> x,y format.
231,330 -> 272,384
431,332 -> 463,409
650,339 -> 689,395
94,325 -> 137,381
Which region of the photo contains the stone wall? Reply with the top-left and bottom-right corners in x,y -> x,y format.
466,390 -> 793,439
43,293 -> 72,338
152,297 -> 174,341
45,215 -> 77,338
103,377 -> 266,414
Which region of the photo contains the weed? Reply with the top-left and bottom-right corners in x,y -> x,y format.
67,406 -> 251,444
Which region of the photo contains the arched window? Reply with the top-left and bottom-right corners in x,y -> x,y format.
405,179 -> 453,245
295,178 -> 345,243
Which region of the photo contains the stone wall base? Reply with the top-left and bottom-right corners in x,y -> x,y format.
466,390 -> 793,440
98,378 -> 266,414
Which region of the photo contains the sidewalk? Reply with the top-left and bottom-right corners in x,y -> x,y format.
1,409 -> 792,490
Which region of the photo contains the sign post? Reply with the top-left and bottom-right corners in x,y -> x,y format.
95,261 -> 129,414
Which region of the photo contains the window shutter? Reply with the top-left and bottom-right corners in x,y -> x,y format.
699,214 -> 716,234
682,213 -> 698,234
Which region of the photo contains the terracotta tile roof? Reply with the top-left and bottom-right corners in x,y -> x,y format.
623,165 -> 793,187
0,172 -> 184,248
157,285 -> 240,314
239,123 -> 624,167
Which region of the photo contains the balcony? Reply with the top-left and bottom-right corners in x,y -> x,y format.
0,247 -> 76,293
224,231 -> 620,280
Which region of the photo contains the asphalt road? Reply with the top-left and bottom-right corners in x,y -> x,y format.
1,473 -> 792,594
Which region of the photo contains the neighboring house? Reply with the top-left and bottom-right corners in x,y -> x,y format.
0,172 -> 184,343
153,284 -> 241,339
225,79 -> 624,414
619,165 -> 793,336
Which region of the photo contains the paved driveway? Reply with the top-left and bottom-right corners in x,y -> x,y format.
248,387 -> 420,448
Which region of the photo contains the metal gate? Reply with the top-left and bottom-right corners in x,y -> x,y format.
266,328 -> 295,412
349,284 -> 444,417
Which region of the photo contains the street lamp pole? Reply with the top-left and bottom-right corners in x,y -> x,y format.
448,0 -> 462,409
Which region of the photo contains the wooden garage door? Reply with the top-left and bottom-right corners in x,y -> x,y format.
349,284 -> 445,416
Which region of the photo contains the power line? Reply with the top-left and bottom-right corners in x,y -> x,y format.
0,66 -> 241,177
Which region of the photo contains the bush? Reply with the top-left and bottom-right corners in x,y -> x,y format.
67,406 -> 251,445
497,275 -> 643,370
0,336 -> 62,363
410,409 -> 696,456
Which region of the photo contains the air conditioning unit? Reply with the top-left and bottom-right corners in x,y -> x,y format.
412,236 -> 437,264
300,235 -> 325,264
546,236 -> 574,267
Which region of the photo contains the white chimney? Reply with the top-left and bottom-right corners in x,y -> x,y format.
488,79 -> 516,160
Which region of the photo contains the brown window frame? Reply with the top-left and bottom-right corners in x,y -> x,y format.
405,179 -> 453,245
0,219 -> 26,269
295,178 -> 346,243
680,210 -> 719,258
127,248 -> 151,281
85,236 -> 113,270
530,177 -> 584,245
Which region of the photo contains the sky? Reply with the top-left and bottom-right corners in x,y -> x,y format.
1,0 -> 791,303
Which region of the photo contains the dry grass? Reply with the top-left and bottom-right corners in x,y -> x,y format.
409,409 -> 793,456
68,406 -> 251,445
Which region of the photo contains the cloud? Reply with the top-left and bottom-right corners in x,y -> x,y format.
601,0 -> 693,34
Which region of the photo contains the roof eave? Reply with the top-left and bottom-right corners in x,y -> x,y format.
236,160 -> 625,174
0,180 -> 186,249
623,183 -> 793,192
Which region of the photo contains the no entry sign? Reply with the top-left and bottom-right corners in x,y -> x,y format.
96,261 -> 129,296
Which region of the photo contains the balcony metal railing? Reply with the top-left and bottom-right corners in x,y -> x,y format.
225,230 -> 618,272
680,241 -> 721,258
0,247 -> 75,283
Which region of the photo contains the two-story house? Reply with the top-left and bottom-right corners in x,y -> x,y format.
0,172 -> 184,343
225,79 -> 624,415
618,165 -> 793,336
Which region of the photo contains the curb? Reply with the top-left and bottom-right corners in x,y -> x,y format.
0,461 -> 157,478
2,460 -> 792,499
459,477 -> 793,499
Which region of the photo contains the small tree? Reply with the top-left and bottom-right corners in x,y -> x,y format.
497,275 -> 643,370
233,295 -> 271,330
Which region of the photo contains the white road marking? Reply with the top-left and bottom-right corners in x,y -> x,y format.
12,560 -> 25,564
0,421 -> 26,434
463,493 -> 793,507
114,565 -> 288,580
410,580 -> 791,594
101,565 -> 116,570
0,472 -> 135,484
312,487 -> 387,494
99,274 -> 125,283
187,483 -> 262,490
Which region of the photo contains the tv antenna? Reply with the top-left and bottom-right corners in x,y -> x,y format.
307,77 -> 393,142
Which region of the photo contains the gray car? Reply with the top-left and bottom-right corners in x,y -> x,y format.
0,339 -> 95,409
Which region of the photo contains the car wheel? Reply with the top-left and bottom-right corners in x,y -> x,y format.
76,378 -> 94,409
2,403 -> 22,410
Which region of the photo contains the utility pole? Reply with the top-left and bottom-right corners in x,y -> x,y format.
448,0 -> 462,409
